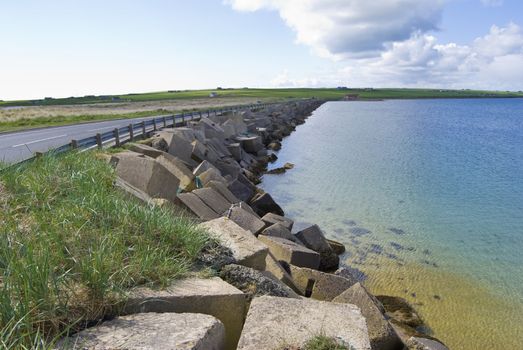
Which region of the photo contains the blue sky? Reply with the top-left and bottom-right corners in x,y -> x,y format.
1,0 -> 522,100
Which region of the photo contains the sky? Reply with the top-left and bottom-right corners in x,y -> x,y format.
1,0 -> 523,100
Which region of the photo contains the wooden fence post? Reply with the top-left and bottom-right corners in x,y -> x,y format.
71,139 -> 78,149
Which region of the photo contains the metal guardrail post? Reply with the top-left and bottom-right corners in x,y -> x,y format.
181,113 -> 185,124
141,121 -> 146,137
153,119 -> 157,131
162,116 -> 167,128
96,133 -> 102,149
199,111 -> 202,118
128,124 -> 134,141
71,139 -> 78,149
207,110 -> 210,117
114,128 -> 120,147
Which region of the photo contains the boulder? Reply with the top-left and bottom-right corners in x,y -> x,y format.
261,213 -> 293,230
177,192 -> 219,220
289,265 -> 357,301
406,337 -> 449,350
296,225 -> 339,271
115,156 -> 180,202
156,153 -> 196,191
206,180 -> 240,204
264,251 -> 302,295
123,277 -> 245,350
333,283 -> 403,350
56,313 -> 225,350
168,134 -> 195,166
249,192 -> 284,217
327,238 -> 346,255
220,264 -> 300,301
227,206 -> 265,236
236,296 -> 371,350
193,188 -> 231,216
258,236 -> 320,270
128,143 -> 165,158
199,217 -> 268,270
260,223 -> 302,244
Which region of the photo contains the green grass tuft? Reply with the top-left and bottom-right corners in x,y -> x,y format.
0,151 -> 209,348
303,335 -> 350,350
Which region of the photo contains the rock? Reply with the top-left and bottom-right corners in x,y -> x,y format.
193,188 -> 232,216
406,337 -> 449,350
199,168 -> 228,187
196,241 -> 236,270
260,223 -> 301,244
296,225 -> 339,272
266,167 -> 286,175
193,160 -> 219,176
177,192 -> 219,220
128,143 -> 165,158
168,134 -> 195,166
258,235 -> 320,270
288,265 -> 357,301
199,217 -> 268,270
267,153 -> 278,163
264,251 -> 302,295
123,277 -> 246,350
56,313 -> 225,350
236,296 -> 371,350
376,295 -> 424,328
115,156 -> 180,202
109,150 -> 145,167
228,179 -> 255,202
267,141 -> 281,151
249,192 -> 284,217
261,213 -> 294,231
156,153 -> 196,191
283,162 -> 294,169
150,136 -> 169,152
327,238 -> 346,255
227,206 -> 265,236
220,264 -> 300,301
226,143 -> 242,161
333,283 -> 403,350
206,180 -> 240,203
335,266 -> 367,283
237,135 -> 264,154
215,159 -> 241,179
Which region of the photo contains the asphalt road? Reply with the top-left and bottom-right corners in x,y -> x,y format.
0,116 -> 178,163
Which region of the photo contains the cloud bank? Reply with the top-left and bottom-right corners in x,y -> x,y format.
227,0 -> 523,90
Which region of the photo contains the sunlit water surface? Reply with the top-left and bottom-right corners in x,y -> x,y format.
260,99 -> 523,350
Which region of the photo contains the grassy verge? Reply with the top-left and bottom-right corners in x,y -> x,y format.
0,151 -> 209,348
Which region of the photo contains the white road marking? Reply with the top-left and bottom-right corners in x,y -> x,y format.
11,134 -> 68,148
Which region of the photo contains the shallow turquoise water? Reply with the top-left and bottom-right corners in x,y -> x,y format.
260,99 -> 523,347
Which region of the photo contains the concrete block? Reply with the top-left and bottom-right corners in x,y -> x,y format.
261,213 -> 294,231
249,192 -> 284,217
109,151 -> 145,167
258,236 -> 320,270
123,277 -> 245,350
296,225 -> 339,271
168,134 -> 194,166
237,296 -> 371,350
199,217 -> 268,270
193,188 -> 231,216
115,156 -> 180,202
228,206 -> 265,236
228,179 -> 255,202
156,153 -> 196,191
333,283 -> 403,350
260,223 -> 301,243
57,313 -> 225,350
193,160 -> 219,176
264,251 -> 302,295
206,180 -> 240,204
289,265 -> 357,301
128,143 -> 164,158
177,192 -> 219,220
199,168 -> 228,187
226,143 -> 242,161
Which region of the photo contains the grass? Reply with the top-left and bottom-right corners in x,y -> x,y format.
0,151 -> 209,348
303,335 -> 351,350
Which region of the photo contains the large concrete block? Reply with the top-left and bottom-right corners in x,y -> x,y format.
123,277 -> 245,350
128,143 -> 165,159
261,213 -> 294,231
237,135 -> 264,154
115,156 -> 180,202
237,296 -> 371,350
156,153 -> 196,191
260,223 -> 301,243
168,134 -> 194,166
206,180 -> 240,203
215,159 -> 241,179
193,188 -> 231,216
296,225 -> 339,272
334,283 -> 403,350
199,168 -> 228,187
177,192 -> 219,220
227,206 -> 265,236
249,192 -> 284,217
57,313 -> 225,350
264,251 -> 302,295
109,150 -> 146,167
226,142 -> 243,161
289,265 -> 357,301
199,217 -> 268,270
258,235 -> 320,270
193,160 -> 219,176
228,179 -> 255,202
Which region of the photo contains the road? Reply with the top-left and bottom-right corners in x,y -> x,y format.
0,115 -> 180,163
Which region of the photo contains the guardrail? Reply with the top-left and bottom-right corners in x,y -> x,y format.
1,101 -> 285,171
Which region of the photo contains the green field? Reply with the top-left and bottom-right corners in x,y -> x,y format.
1,87 -> 522,108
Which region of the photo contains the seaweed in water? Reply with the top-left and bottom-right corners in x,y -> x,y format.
349,227 -> 371,236
389,227 -> 406,235
342,219 -> 357,227
334,228 -> 345,234
369,243 -> 383,254
390,242 -> 405,251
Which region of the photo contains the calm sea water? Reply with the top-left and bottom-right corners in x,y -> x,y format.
260,99 -> 523,349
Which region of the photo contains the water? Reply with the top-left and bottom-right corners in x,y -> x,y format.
260,99 -> 523,349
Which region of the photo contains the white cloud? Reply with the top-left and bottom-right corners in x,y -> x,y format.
481,0 -> 503,7
226,0 -> 444,58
